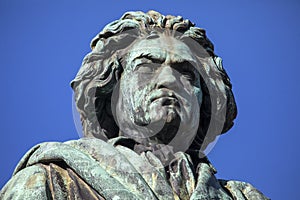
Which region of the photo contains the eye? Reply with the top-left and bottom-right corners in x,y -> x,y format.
135,58 -> 161,73
172,61 -> 197,83
136,64 -> 155,73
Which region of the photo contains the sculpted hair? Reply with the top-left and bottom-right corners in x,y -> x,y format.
71,10 -> 237,152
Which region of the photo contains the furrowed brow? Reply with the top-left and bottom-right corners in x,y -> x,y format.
133,53 -> 164,64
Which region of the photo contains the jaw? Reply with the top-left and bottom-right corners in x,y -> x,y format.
149,112 -> 181,144
117,88 -> 197,146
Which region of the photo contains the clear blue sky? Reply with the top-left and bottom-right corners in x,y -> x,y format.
1,1 -> 299,199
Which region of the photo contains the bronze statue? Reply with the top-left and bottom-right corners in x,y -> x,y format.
0,11 -> 269,199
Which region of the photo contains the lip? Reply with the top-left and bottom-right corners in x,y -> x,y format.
148,89 -> 180,107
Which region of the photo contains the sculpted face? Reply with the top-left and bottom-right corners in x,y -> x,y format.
71,11 -> 237,162
115,34 -> 202,145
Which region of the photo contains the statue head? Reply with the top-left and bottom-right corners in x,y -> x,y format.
71,10 -> 237,157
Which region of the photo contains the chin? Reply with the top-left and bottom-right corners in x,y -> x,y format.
150,103 -> 181,121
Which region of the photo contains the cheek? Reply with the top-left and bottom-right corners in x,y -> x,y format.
194,87 -> 203,107
179,76 -> 202,103
120,73 -> 151,108
124,71 -> 153,89
179,76 -> 202,115
179,76 -> 196,95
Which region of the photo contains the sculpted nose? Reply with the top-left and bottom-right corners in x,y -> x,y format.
155,65 -> 178,89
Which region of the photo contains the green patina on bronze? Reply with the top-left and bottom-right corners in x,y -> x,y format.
1,10 -> 269,199
1,138 -> 268,199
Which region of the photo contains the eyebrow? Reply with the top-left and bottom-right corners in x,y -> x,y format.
132,53 -> 164,64
131,52 -> 198,71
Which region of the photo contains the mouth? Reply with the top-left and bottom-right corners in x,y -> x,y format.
149,89 -> 180,109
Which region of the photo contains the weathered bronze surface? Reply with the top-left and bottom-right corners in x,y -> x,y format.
1,11 -> 269,199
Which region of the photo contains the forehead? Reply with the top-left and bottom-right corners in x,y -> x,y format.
126,35 -> 196,64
